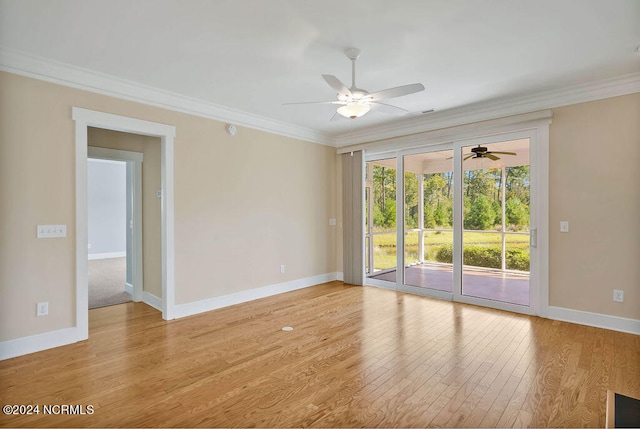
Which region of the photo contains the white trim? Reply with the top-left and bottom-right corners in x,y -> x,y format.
88,146 -> 143,163
74,107 -> 176,327
455,294 -> 535,316
365,278 -> 398,291
0,48 -> 332,146
74,117 -> 89,341
172,273 -> 339,319
336,73 -> 640,146
397,284 -> 453,301
87,157 -> 127,165
160,134 -> 175,320
0,327 -> 83,360
533,124 -> 550,318
396,155 -> 405,287
88,251 -> 126,260
143,292 -> 163,312
125,282 -> 134,298
547,306 -> 640,335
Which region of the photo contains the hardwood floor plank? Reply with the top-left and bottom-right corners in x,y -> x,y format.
1,281 -> 638,428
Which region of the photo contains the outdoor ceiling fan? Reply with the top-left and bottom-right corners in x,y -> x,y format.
284,48 -> 425,119
464,145 -> 517,161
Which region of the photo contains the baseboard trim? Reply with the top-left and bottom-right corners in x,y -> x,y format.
143,291 -> 162,311
0,327 -> 85,361
173,272 -> 339,319
547,306 -> 640,335
125,282 -> 134,296
88,251 -> 126,260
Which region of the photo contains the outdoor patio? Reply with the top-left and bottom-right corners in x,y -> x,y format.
369,263 -> 529,306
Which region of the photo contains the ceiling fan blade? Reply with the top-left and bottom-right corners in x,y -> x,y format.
370,101 -> 409,115
463,154 -> 475,161
485,154 -> 500,161
366,83 -> 425,101
282,100 -> 343,106
488,151 -> 517,156
322,74 -> 351,98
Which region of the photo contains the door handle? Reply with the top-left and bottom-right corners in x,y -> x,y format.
530,228 -> 537,248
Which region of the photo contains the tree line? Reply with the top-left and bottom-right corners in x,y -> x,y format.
371,165 -> 530,231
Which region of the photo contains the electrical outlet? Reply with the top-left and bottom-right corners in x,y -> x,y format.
280,264 -> 285,274
613,290 -> 624,303
36,302 -> 48,316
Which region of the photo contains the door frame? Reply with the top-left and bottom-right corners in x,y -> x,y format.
74,107 -> 176,342
88,147 -> 144,303
360,111 -> 550,317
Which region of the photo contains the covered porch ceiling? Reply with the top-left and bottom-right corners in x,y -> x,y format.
370,139 -> 530,174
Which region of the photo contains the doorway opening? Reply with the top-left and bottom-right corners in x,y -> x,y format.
87,157 -> 131,309
87,145 -> 145,309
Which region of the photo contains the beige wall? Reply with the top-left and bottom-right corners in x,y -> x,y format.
0,71 -> 338,342
1,68 -> 637,345
549,93 -> 640,320
88,128 -> 162,298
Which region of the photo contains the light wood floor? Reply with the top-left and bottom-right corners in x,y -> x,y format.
1,281 -> 638,428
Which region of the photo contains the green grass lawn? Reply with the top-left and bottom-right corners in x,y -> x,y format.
370,230 -> 529,271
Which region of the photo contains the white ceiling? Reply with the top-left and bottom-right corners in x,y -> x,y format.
1,0 -> 639,146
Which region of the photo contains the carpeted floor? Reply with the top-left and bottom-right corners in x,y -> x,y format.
88,257 -> 132,309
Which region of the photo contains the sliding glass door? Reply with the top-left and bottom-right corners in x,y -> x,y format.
363,132 -> 539,315
460,139 -> 531,306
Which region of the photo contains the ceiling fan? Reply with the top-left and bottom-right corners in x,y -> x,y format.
464,145 -> 517,161
284,48 -> 425,119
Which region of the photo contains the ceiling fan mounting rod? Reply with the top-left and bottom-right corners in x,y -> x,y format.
351,58 -> 357,89
345,48 -> 361,90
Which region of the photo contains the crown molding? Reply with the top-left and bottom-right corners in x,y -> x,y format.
334,72 -> 640,147
0,48 -> 335,146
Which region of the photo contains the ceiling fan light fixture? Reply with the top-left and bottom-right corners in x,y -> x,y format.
337,103 -> 370,119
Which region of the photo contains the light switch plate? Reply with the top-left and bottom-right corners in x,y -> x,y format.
37,225 -> 67,238
560,221 -> 569,233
